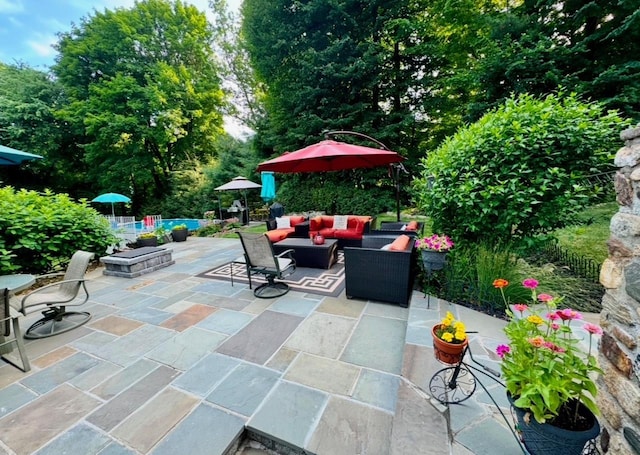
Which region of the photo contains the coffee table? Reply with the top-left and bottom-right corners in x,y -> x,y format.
272,238 -> 338,269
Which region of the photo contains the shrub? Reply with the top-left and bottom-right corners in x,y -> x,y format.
413,92 -> 629,243
0,187 -> 119,274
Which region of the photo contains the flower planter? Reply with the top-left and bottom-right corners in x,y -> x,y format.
432,324 -> 468,364
137,236 -> 158,247
171,229 -> 188,242
507,394 -> 600,455
421,250 -> 447,272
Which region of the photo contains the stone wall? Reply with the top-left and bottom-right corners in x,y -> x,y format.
598,125 -> 640,455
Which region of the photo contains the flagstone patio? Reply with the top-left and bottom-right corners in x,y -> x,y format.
0,237 -> 525,455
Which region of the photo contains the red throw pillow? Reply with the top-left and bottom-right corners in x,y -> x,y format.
389,234 -> 411,251
310,216 -> 323,231
406,221 -> 419,231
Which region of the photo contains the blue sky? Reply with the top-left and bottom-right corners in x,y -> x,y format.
0,0 -> 241,69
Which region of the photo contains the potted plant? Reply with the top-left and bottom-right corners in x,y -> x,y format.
432,311 -> 467,364
171,224 -> 188,242
415,233 -> 454,271
493,278 -> 602,455
137,232 -> 158,247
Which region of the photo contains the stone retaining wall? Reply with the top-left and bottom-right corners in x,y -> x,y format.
598,125 -> 640,454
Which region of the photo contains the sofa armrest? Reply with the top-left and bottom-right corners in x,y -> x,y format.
344,245 -> 414,307
265,219 -> 277,231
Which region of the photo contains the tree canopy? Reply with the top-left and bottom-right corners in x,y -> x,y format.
53,0 -> 228,210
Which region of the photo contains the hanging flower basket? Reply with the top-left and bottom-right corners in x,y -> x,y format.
432,324 -> 467,365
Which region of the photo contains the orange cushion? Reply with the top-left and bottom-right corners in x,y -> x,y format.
389,234 -> 411,251
289,215 -> 306,226
265,229 -> 291,242
406,221 -> 419,231
310,216 -> 323,231
321,216 -> 334,228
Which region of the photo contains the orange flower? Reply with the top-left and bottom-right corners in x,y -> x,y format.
493,278 -> 509,289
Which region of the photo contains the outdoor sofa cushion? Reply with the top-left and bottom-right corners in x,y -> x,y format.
265,215 -> 307,242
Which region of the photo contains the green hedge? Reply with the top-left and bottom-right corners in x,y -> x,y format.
414,92 -> 629,243
0,187 -> 118,274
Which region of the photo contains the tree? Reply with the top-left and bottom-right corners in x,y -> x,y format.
53,0 -> 227,212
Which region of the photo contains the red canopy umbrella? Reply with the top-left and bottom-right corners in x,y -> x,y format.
256,133 -> 406,220
256,140 -> 403,173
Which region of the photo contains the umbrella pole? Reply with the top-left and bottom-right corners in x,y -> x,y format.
218,196 -> 222,220
111,203 -> 115,218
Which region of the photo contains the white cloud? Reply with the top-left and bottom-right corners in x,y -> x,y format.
0,0 -> 24,13
27,35 -> 57,57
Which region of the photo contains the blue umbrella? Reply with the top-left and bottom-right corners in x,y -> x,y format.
0,144 -> 43,165
91,192 -> 131,216
260,171 -> 276,202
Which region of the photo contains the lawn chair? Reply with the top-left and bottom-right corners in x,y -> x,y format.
0,288 -> 30,372
12,250 -> 94,339
237,232 -> 296,298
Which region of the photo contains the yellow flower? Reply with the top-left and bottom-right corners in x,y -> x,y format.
527,315 -> 544,325
441,332 -> 454,342
453,321 -> 466,332
454,331 -> 466,341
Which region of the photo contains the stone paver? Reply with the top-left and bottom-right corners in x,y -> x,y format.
196,307 -> 254,334
341,314 -> 407,374
34,423 -> 111,455
248,381 -> 327,450
352,369 -> 401,412
172,352 -> 240,397
308,396 -> 394,455
20,352 -> 101,394
284,353 -> 360,395
217,310 -> 303,364
0,384 -> 100,455
284,312 -> 356,358
145,327 -> 227,370
0,383 -> 37,418
159,303 -> 217,331
88,315 -> 144,336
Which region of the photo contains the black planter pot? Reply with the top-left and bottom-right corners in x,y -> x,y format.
137,236 -> 158,247
421,250 -> 447,272
171,229 -> 188,242
508,394 -> 600,455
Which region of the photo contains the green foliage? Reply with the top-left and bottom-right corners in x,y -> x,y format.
441,242 -> 531,314
53,0 -> 227,212
0,187 -> 118,274
414,92 -> 629,243
497,281 -> 602,424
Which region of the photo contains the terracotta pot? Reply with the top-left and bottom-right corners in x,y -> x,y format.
432,324 -> 468,364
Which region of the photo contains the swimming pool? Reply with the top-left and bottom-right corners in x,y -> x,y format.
135,218 -> 205,231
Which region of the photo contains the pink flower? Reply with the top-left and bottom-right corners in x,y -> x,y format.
557,309 -> 582,321
546,312 -> 560,321
543,341 -> 566,353
583,323 -> 603,336
551,323 -> 560,331
496,344 -> 511,358
522,278 -> 539,289
537,293 -> 554,302
513,304 -> 528,313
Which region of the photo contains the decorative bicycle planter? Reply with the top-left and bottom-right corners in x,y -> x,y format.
428,332 -> 600,455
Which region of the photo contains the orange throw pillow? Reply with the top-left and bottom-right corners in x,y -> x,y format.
406,221 -> 419,231
389,234 -> 411,251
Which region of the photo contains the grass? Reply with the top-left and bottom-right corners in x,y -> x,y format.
552,202 -> 616,264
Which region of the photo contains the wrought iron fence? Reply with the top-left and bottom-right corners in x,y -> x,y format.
542,240 -> 602,283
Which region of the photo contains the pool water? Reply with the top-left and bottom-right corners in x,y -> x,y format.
135,218 -> 205,231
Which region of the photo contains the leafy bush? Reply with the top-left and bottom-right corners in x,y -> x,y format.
278,173 -> 396,215
413,92 -> 629,243
0,187 -> 118,274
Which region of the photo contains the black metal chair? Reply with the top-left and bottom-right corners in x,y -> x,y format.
237,232 -> 296,298
13,250 -> 94,339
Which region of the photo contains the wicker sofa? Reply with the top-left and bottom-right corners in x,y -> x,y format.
264,215 -> 308,242
343,234 -> 416,307
308,215 -> 373,248
368,221 -> 424,237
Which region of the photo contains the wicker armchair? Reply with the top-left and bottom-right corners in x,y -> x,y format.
368,221 -> 424,237
343,235 -> 415,307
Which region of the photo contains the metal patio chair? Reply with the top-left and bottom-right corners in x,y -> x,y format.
237,232 -> 296,298
13,250 -> 94,339
0,288 -> 30,371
